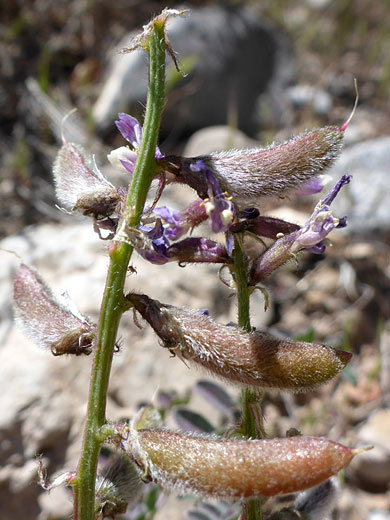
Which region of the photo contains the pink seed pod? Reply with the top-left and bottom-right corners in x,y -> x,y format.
119,427 -> 358,498
164,126 -> 344,205
53,142 -> 121,217
13,264 -> 95,355
127,293 -> 351,391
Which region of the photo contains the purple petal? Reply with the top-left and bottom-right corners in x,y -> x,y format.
154,206 -> 183,226
206,197 -> 234,234
115,113 -> 142,147
138,249 -> 170,265
307,242 -> 326,254
296,176 -> 327,196
226,231 -> 234,256
322,174 -> 352,206
296,211 -> 336,248
336,216 -> 348,228
190,162 -> 234,233
204,168 -> 224,198
120,159 -> 136,174
153,206 -> 187,241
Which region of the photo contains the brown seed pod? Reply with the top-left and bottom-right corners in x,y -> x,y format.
127,293 -> 351,391
163,126 -> 344,204
120,427 -> 358,498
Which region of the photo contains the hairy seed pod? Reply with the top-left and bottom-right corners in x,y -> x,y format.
119,427 -> 358,498
14,264 -> 95,355
53,143 -> 121,217
127,293 -> 351,391
163,126 -> 344,204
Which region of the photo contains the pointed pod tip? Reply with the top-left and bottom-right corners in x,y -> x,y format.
334,348 -> 353,367
352,445 -> 374,456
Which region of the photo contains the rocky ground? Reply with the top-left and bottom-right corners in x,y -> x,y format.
0,1 -> 389,519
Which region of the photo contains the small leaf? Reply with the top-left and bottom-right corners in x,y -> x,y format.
295,328 -> 315,343
174,408 -> 215,433
144,484 -> 160,511
195,381 -> 236,418
187,512 -> 213,520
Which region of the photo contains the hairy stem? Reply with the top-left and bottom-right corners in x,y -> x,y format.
233,235 -> 263,520
72,22 -> 166,520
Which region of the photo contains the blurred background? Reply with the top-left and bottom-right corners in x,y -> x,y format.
0,1 -> 389,519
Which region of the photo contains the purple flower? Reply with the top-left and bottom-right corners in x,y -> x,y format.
296,174 -> 350,252
115,113 -> 143,148
154,200 -> 207,241
107,146 -> 138,175
250,175 -> 351,284
190,160 -> 234,233
153,206 -> 187,241
123,219 -> 230,265
137,220 -> 171,265
109,113 -> 164,175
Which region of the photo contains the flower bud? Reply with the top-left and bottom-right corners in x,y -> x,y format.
230,215 -> 300,239
164,126 -> 344,205
126,293 -> 351,391
13,264 -> 95,355
53,142 -> 121,217
118,427 -> 358,499
167,237 -> 230,264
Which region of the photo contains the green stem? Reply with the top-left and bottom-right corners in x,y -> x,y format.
233,235 -> 251,333
233,235 -> 262,520
72,21 -> 166,520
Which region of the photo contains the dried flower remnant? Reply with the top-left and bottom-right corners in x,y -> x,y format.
163,125 -> 344,205
13,264 -> 95,355
53,142 -> 122,218
126,293 -> 351,391
116,426 -> 358,499
120,8 -> 188,58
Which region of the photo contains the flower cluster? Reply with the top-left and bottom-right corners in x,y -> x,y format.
53,113 -> 350,277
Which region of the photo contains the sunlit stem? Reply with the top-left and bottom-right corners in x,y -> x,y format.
72,21 -> 166,520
